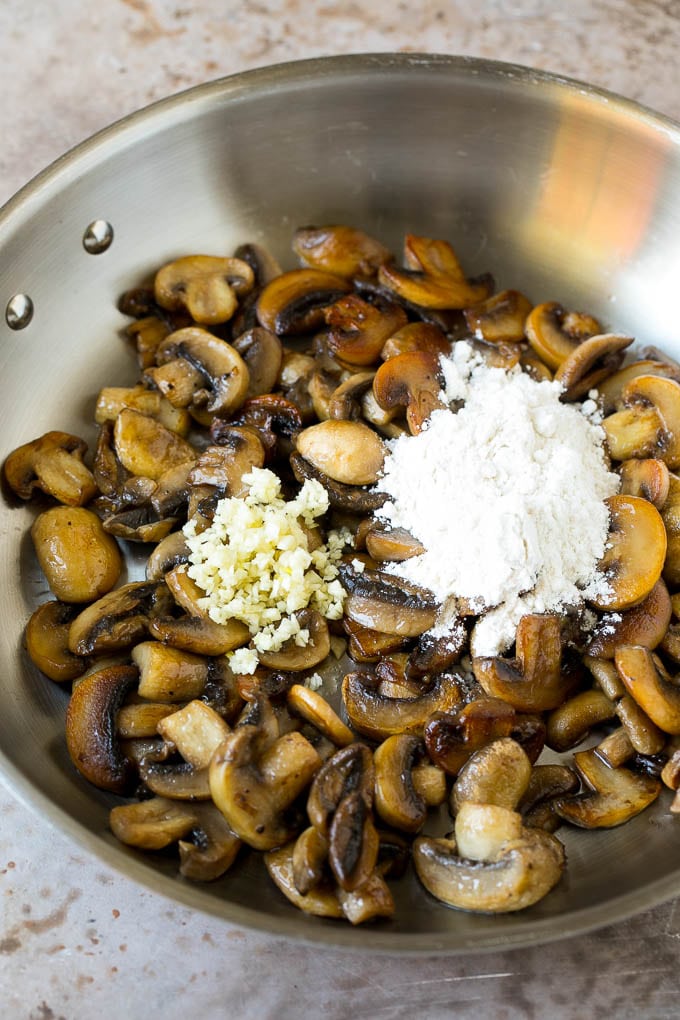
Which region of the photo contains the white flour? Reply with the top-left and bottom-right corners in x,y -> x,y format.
374,342 -> 618,656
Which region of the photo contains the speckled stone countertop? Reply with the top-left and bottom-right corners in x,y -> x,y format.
2,3 -> 680,1018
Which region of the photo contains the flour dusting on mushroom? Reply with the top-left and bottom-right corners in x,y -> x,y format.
374,341 -> 619,656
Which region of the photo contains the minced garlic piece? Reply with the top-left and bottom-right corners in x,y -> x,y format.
183,467 -> 349,673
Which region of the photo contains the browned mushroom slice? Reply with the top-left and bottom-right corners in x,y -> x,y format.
231,327 -> 283,399
598,359 -> 680,414
411,762 -> 448,807
373,734 -> 429,833
424,699 -> 543,775
291,825 -> 330,895
209,725 -> 321,850
257,610 -> 330,672
380,321 -> 451,360
95,384 -> 190,436
188,430 -> 265,500
413,825 -> 565,913
157,700 -> 231,768
614,645 -> 680,734
341,567 -> 437,637
464,289 -> 533,344
342,670 -> 463,741
337,869 -> 395,925
622,374 -> 680,469
290,452 -> 387,514
68,581 -> 173,657
519,764 -> 580,832
113,408 -> 195,481
406,625 -> 468,678
307,743 -> 375,836
265,842 -> 344,918
287,684 -> 354,747
322,294 -> 407,366
306,368 -> 341,423
342,618 -> 408,662
233,242 -> 283,287
148,612 -> 250,657
178,802 -> 242,881
618,458 -> 670,509
328,789 -> 380,891
4,430 -> 97,506
110,796 -> 198,850
364,524 -> 425,562
602,404 -> 667,461
25,601 -> 87,682
155,328 -> 250,418
520,349 -> 553,382
615,693 -> 666,754
555,333 -> 633,401
292,225 -> 391,278
256,268 -> 351,335
295,419 -> 387,486
131,641 -> 208,703
594,727 -> 635,769
328,372 -> 376,421
590,495 -> 667,611
127,314 -> 171,370
525,301 -> 602,370
154,255 -> 254,325
224,394 -> 305,457
545,689 -> 617,752
554,748 -> 661,828
473,613 -> 579,712
450,738 -> 532,814
65,664 -> 138,793
138,761 -> 212,800
372,350 -> 446,434
585,579 -> 672,658
378,235 -> 492,310
146,530 -> 190,581
116,700 -> 177,738
663,474 -> 680,587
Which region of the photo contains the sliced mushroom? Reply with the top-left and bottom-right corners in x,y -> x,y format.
146,530 -> 190,580
585,578 -> 672,658
25,600 -> 87,682
323,294 -> 407,366
554,747 -> 661,827
545,689 -> 616,752
378,235 -> 492,310
256,268 -> 351,335
554,333 -> 633,400
188,429 -> 265,498
598,359 -> 680,414
289,452 -> 387,514
342,618 -> 409,662
406,625 -> 468,678
156,700 -> 231,768
590,495 -> 667,611
233,242 -> 283,287
373,734 -> 429,833
328,789 -> 379,891
614,645 -> 680,734
65,664 -> 138,792
68,581 -> 174,657
126,314 -> 172,370
154,328 -> 250,418
131,641 -> 208,702
473,614 -> 579,712
287,684 -> 354,747
594,727 -> 635,769
138,761 -> 212,800
257,611 -> 331,672
336,869 -> 395,925
451,738 -> 532,814
618,458 -> 670,509
424,699 -> 545,775
110,797 -> 198,850
31,506 -> 122,604
602,404 -> 667,461
328,372 -> 377,421
148,612 -> 250,656
232,327 -> 283,398
178,802 -> 242,881
4,431 -> 97,506
340,566 -> 437,637
154,255 -> 254,325
622,374 -> 680,469
295,419 -> 386,486
372,350 -> 446,434
463,289 -> 533,344
307,743 -> 375,837
209,725 -> 321,850
413,825 -> 565,913
525,301 -> 601,370
519,764 -> 580,832
113,408 -> 195,481
116,700 -> 177,738
265,841 -> 344,918
291,825 -> 330,895
95,384 -> 190,436
342,670 -> 463,741
364,524 -> 425,562
292,225 -> 391,278
224,394 -> 304,460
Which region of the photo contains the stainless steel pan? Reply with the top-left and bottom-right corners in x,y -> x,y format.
2,53 -> 680,953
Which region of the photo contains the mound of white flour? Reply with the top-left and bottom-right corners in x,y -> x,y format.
375,342 -> 618,656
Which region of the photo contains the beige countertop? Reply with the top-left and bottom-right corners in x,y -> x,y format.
2,3 -> 680,1018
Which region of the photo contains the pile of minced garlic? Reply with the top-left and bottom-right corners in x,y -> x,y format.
375,341 -> 619,657
183,467 -> 348,674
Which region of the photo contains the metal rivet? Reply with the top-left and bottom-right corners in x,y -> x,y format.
5,293 -> 34,330
83,219 -> 114,254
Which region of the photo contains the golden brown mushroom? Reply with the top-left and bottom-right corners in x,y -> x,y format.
4,430 -> 97,506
